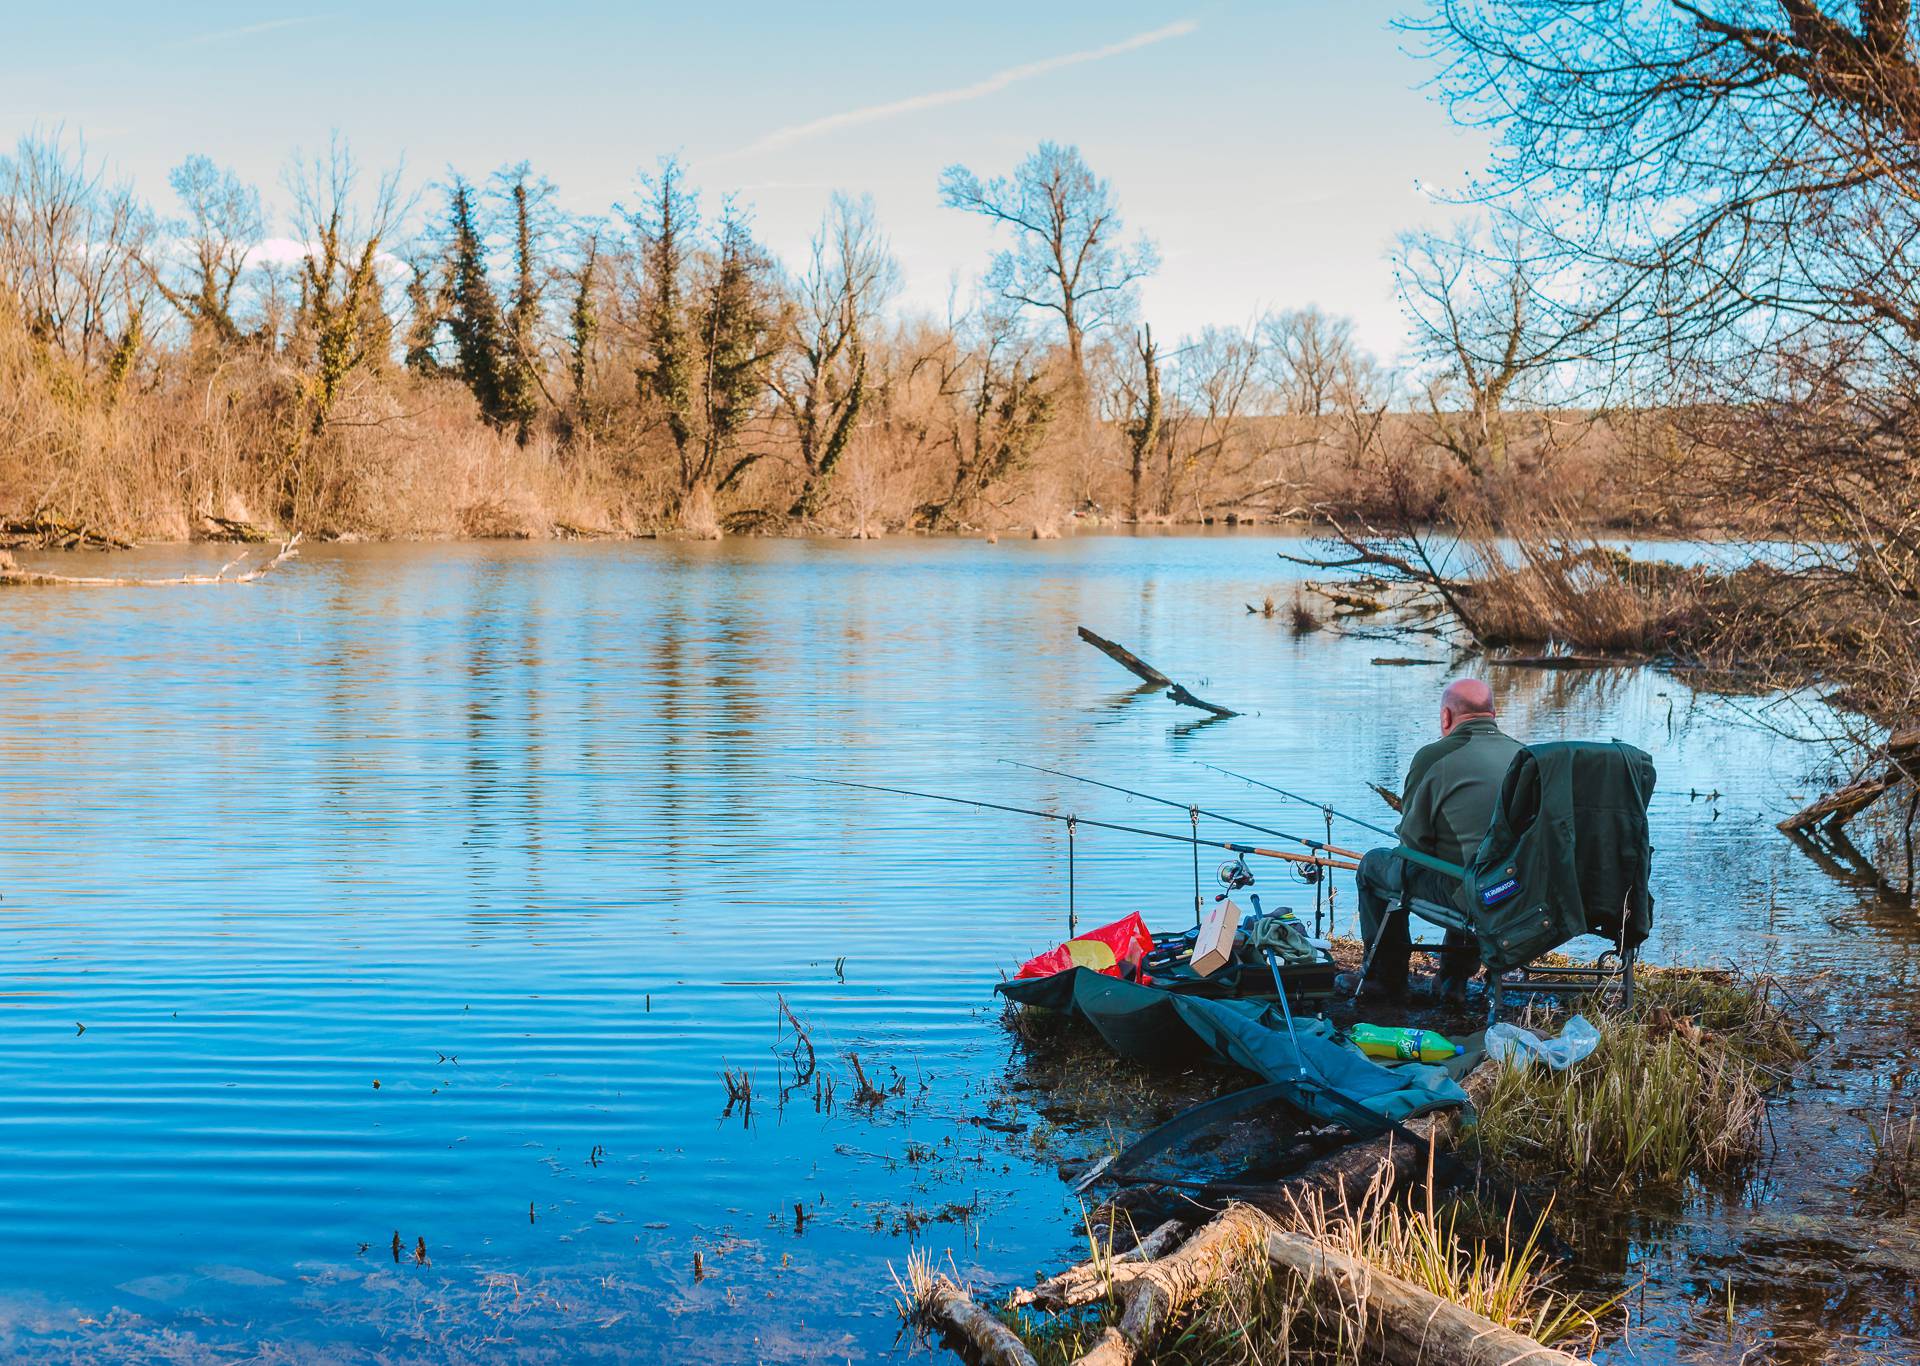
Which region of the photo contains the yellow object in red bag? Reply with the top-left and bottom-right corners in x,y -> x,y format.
1016,913 -> 1154,980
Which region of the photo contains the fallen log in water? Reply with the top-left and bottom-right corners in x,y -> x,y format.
1488,653 -> 1624,670
0,515 -> 134,551
0,536 -> 302,587
1263,1229 -> 1586,1366
1076,627 -> 1239,718
1778,724 -> 1918,836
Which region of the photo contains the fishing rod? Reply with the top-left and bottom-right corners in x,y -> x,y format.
1201,764 -> 1468,881
1199,764 -> 1398,840
998,759 -> 1363,860
795,776 -> 1359,872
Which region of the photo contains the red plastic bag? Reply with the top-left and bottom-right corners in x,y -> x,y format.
1016,912 -> 1155,980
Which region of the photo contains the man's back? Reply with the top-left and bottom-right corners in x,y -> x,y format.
1396,717 -> 1523,868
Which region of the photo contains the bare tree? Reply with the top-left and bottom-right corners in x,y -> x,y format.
918,298 -> 1055,529
0,131 -> 152,373
1259,307 -> 1359,417
1393,223 -> 1569,474
939,142 -> 1156,410
284,137 -> 406,436
145,155 -> 263,351
1160,325 -> 1261,518
1405,0 -> 1920,793
774,192 -> 899,522
1115,324 -> 1162,521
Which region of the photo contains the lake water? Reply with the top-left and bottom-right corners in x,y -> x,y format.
0,533 -> 1913,1363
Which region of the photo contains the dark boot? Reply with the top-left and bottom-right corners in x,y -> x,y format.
1334,971 -> 1407,1003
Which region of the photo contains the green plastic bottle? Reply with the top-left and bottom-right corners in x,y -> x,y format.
1350,1023 -> 1463,1063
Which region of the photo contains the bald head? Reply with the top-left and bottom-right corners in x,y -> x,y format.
1439,678 -> 1496,735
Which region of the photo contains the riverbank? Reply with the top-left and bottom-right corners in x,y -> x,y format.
923,959 -> 1910,1366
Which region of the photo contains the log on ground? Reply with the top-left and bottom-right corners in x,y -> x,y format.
1264,1229 -> 1587,1366
914,1274 -> 1040,1366
1067,1204 -> 1272,1366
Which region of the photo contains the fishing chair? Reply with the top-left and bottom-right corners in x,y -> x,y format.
1387,740 -> 1657,1024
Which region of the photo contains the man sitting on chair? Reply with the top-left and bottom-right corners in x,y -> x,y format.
1338,678 -> 1521,1003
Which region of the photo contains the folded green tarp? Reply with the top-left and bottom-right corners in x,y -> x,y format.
997,967 -> 1471,1125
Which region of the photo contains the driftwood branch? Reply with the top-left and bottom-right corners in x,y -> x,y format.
1489,653 -> 1622,671
1778,725 -> 1919,835
0,535 -> 303,588
1069,1204 -> 1272,1366
1076,626 -> 1172,687
1076,627 -> 1239,718
907,1271 -> 1040,1366
1264,1229 -> 1586,1366
1010,1219 -> 1185,1310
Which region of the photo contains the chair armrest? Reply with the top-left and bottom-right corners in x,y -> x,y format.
1387,845 -> 1467,880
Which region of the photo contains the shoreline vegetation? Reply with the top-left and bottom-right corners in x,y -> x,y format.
0,131 -> 1738,554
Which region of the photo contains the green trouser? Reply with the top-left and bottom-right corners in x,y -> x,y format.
1354,847 -> 1479,987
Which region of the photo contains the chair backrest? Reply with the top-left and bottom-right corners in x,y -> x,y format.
1459,740 -> 1657,972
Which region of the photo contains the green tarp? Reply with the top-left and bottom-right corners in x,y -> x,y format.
997,967 -> 1472,1125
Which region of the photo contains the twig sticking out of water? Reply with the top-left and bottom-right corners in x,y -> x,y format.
722,1066 -> 754,1120
776,994 -> 816,1087
848,1053 -> 888,1108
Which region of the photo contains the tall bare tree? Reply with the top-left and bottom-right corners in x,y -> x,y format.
0,131 -> 152,373
1259,307 -> 1360,417
774,192 -> 898,522
939,142 -> 1156,411
284,137 -> 405,437
144,155 -> 263,352
1393,223 -> 1570,474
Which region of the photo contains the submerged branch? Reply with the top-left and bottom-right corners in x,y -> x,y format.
0,535 -> 303,587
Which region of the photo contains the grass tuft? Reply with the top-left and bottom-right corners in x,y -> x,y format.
1860,1102 -> 1920,1216
1472,966 -> 1804,1189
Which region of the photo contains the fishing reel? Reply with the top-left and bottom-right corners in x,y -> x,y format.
1291,859 -> 1324,886
1216,857 -> 1255,890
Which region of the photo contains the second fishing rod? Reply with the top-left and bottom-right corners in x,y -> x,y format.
998,759 -> 1364,860
799,775 -> 1360,933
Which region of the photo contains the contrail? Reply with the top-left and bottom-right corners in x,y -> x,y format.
735,19 -> 1198,156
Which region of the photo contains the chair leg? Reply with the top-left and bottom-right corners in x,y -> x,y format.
1621,946 -> 1635,1009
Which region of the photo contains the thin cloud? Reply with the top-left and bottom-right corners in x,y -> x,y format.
171,15 -> 331,48
735,19 -> 1198,156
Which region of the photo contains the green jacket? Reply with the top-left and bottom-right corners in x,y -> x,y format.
1464,740 -> 1657,970
1397,717 -> 1524,869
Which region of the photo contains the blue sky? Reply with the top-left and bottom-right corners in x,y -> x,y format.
1,1 -> 1483,361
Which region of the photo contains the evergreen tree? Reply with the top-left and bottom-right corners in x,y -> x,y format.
631,159 -> 697,476
499,165 -> 544,443
566,233 -> 599,434
443,176 -> 512,426
698,209 -> 772,487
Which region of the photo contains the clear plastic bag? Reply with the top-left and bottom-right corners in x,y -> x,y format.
1484,1014 -> 1600,1071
